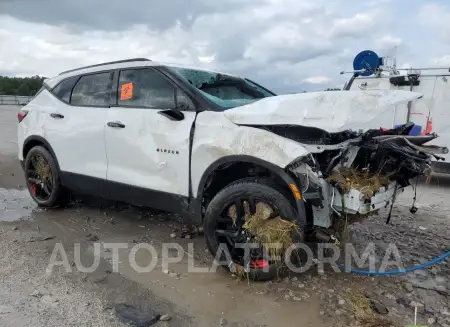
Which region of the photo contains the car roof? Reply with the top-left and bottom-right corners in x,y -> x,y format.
44,58 -> 239,89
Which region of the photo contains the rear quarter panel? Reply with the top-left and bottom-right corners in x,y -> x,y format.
17,95 -> 49,161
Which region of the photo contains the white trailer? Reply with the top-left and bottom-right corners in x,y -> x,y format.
342,51 -> 450,173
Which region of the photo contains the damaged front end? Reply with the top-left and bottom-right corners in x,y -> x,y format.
223,89 -> 448,243
287,122 -> 448,241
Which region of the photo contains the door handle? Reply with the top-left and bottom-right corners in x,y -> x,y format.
107,121 -> 126,128
50,113 -> 64,119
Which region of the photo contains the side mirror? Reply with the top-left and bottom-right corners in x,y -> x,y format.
157,109 -> 185,121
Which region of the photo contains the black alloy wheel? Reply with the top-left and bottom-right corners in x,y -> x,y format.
204,179 -> 302,281
24,146 -> 68,207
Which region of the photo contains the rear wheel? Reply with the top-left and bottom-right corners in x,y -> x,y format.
204,179 -> 302,281
24,146 -> 68,208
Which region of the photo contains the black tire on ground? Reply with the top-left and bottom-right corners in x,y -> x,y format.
24,145 -> 69,208
204,179 -> 300,281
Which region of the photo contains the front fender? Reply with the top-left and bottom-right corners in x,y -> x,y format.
191,111 -> 309,196
192,154 -> 307,229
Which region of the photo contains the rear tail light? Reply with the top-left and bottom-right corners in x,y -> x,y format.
18,110 -> 29,123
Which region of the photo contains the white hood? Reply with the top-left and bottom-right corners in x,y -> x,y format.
223,90 -> 423,133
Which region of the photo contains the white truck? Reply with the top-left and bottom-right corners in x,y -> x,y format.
343,50 -> 450,173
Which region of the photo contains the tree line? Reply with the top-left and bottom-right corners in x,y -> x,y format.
0,75 -> 46,96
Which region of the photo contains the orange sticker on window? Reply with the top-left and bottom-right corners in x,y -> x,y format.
120,82 -> 133,101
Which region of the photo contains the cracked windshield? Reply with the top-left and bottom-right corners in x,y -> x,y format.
169,66 -> 275,109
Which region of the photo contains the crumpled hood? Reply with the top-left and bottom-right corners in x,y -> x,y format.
223,90 -> 423,133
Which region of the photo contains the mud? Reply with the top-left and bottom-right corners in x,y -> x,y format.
1,105 -> 449,327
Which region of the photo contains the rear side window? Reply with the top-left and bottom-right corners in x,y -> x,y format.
51,76 -> 79,103
117,68 -> 175,109
71,72 -> 113,107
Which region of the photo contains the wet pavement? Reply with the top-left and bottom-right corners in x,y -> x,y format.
398,173 -> 450,210
0,105 -> 449,327
0,188 -> 34,221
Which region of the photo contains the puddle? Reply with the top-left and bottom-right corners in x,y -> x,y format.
0,188 -> 36,221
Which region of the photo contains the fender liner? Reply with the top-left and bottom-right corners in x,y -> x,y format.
22,135 -> 61,172
191,155 -> 306,228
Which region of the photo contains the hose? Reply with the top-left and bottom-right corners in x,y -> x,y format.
339,251 -> 450,275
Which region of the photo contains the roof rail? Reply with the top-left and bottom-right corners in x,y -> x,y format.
59,58 -> 151,75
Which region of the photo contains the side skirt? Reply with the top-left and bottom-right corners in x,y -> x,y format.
60,172 -> 191,216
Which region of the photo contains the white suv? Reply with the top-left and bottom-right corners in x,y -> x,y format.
17,58 -> 446,280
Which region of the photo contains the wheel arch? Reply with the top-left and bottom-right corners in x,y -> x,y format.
192,155 -> 306,225
22,135 -> 61,172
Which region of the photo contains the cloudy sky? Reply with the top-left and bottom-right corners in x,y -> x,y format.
0,0 -> 449,93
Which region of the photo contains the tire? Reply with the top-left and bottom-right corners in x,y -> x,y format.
24,146 -> 68,208
204,179 -> 301,281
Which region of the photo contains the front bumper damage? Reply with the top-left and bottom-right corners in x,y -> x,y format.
331,181 -> 401,215
288,123 -> 448,231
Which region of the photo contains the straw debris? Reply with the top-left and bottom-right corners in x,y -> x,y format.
350,291 -> 394,327
234,263 -> 249,280
228,201 -> 301,263
242,202 -> 300,260
328,167 -> 390,199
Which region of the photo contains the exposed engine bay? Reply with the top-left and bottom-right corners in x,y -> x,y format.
286,122 -> 449,236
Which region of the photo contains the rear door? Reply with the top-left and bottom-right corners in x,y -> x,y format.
425,76 -> 450,161
104,67 -> 196,211
39,72 -> 112,184
405,76 -> 437,134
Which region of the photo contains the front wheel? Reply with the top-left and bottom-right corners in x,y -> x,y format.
24,146 -> 68,208
204,179 -> 302,281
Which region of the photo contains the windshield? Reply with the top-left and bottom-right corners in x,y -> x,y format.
168,66 -> 276,109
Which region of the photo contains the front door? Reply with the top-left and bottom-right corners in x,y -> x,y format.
105,67 -> 196,212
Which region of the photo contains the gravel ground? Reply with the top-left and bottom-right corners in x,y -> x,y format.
0,105 -> 449,327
